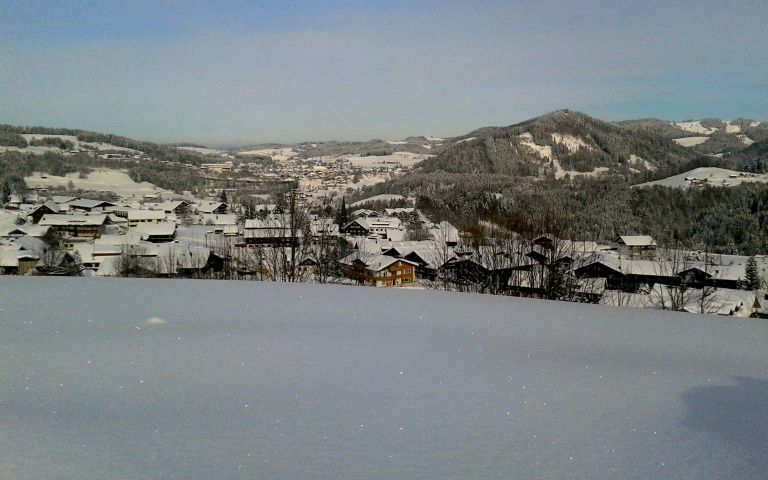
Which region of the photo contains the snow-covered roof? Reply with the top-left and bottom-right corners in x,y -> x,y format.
617,235 -> 657,247
127,209 -> 167,221
196,201 -> 227,214
38,214 -> 108,226
135,222 -> 177,238
68,198 -> 117,210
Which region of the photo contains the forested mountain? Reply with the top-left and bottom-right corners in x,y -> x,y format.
419,111 -> 767,179
419,110 -> 703,178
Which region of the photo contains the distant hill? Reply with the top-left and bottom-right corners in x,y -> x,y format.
620,117 -> 768,155
418,110 -> 705,178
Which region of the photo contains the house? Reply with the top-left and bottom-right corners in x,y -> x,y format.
350,208 -> 379,219
429,221 -> 460,247
68,198 -> 117,212
617,235 -> 657,259
28,201 -> 60,224
339,252 -> 417,287
135,222 -> 177,243
751,290 -> 768,318
443,246 -> 520,293
0,245 -> 39,275
380,243 -> 456,281
243,215 -> 302,247
342,217 -> 403,240
153,200 -> 190,215
5,193 -> 22,210
197,201 -> 228,215
0,224 -> 50,239
38,214 -> 108,238
124,210 -> 167,228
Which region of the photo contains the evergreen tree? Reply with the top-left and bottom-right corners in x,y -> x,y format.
745,255 -> 761,290
218,189 -> 228,203
335,197 -> 348,227
1,179 -> 11,204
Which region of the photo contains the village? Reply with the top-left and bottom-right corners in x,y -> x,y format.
2,181 -> 768,319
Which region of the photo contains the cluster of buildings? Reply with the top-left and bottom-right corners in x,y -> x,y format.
3,188 -> 768,318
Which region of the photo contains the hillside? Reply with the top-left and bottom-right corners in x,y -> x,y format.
620,118 -> 768,156
2,277 -> 766,479
419,110 -> 705,178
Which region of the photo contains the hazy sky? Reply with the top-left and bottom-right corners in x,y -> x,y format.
1,1 -> 766,145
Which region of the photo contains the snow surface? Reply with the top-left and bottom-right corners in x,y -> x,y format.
634,167 -> 768,189
737,134 -> 755,146
350,193 -> 408,207
239,148 -> 297,162
551,133 -> 593,152
456,137 -> 477,143
1,277 -> 765,479
724,121 -> 741,133
673,136 -> 709,147
177,146 -> 225,155
24,169 -> 170,196
629,154 -> 657,172
518,133 -> 607,179
673,121 -> 718,135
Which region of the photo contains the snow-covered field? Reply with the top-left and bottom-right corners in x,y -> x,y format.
634,167 -> 768,189
0,278 -> 765,479
350,193 -> 409,207
673,136 -> 709,147
24,169 -> 170,196
177,146 -> 225,156
673,121 -> 718,135
0,134 -> 143,155
239,148 -> 297,162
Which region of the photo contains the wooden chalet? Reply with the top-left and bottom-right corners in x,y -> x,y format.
38,214 -> 108,238
339,253 -> 417,287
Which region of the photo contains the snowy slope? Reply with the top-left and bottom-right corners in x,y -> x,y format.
634,167 -> 768,189
0,278 -> 766,479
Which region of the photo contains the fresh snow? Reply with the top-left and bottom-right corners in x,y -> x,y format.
673,136 -> 709,147
24,169 -> 170,196
673,121 -> 718,135
724,121 -> 741,133
386,140 -> 409,145
634,167 -> 768,189
0,277 -> 766,479
350,193 -> 409,207
518,133 -> 607,179
239,148 -> 297,162
550,133 -> 593,152
518,132 -> 553,160
629,154 -> 657,172
456,137 -> 477,144
737,134 -> 755,146
177,146 -> 225,155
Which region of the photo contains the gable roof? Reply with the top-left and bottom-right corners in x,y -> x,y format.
617,235 -> 657,247
68,198 -> 117,210
38,214 -> 108,227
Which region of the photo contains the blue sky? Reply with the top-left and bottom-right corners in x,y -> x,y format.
1,0 -> 766,145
